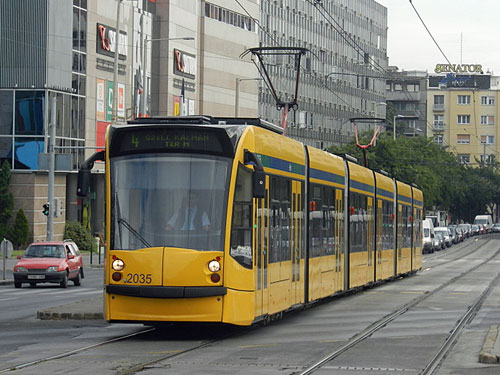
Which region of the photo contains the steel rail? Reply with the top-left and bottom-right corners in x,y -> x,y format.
421,271 -> 500,375
298,243 -> 500,375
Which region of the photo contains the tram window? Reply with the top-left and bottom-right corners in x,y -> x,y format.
230,165 -> 253,269
269,176 -> 292,263
310,183 -> 322,257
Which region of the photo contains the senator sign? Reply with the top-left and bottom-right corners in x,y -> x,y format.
173,49 -> 196,79
96,23 -> 128,60
434,64 -> 483,74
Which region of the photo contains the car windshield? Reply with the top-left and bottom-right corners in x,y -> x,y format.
24,245 -> 65,258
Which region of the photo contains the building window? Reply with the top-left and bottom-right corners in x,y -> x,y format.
457,95 -> 470,105
457,115 -> 471,124
458,154 -> 470,164
434,134 -> 443,145
434,95 -> 444,110
433,114 -> 444,130
480,135 -> 494,144
386,83 -> 392,91
481,96 -> 495,105
407,83 -> 419,92
480,115 -> 495,125
457,134 -> 470,144
204,2 -> 256,32
481,154 -> 494,164
394,83 -> 403,91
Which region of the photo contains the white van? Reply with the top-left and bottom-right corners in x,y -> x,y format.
423,218 -> 435,253
474,215 -> 493,233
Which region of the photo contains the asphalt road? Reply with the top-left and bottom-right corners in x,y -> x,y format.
0,238 -> 498,374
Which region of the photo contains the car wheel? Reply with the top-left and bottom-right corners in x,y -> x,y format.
73,271 -> 81,286
14,282 -> 21,288
60,273 -> 68,288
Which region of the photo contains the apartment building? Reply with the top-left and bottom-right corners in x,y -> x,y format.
427,70 -> 500,165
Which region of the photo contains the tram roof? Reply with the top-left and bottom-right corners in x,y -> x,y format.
127,116 -> 284,135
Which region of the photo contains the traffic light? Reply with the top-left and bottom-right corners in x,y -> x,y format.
42,203 -> 50,216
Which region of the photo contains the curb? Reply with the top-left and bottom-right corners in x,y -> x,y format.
479,325 -> 500,364
37,297 -> 104,320
37,311 -> 104,320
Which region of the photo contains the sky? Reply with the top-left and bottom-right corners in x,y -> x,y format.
376,0 -> 500,74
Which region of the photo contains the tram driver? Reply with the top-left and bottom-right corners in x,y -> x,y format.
166,192 -> 211,232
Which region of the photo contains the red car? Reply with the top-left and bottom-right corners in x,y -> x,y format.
13,240 -> 84,288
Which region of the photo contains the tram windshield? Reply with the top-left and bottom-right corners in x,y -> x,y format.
110,153 -> 231,251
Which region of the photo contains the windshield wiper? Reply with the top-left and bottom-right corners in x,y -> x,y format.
117,217 -> 152,248
115,192 -> 151,248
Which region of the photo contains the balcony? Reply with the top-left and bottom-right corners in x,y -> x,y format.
433,122 -> 445,132
433,103 -> 445,111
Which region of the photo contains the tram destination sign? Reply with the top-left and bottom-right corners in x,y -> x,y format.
110,127 -> 232,156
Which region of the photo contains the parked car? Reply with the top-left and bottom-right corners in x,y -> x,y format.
434,227 -> 452,247
448,225 -> 459,244
474,214 -> 493,233
457,224 -> 470,238
434,231 -> 446,251
478,224 -> 486,235
471,224 -> 480,236
492,223 -> 500,233
423,219 -> 435,254
13,240 -> 84,288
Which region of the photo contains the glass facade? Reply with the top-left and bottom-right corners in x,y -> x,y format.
0,2 -> 87,171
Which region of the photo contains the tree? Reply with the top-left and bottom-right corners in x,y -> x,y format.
64,221 -> 96,252
326,132 -> 494,222
7,209 -> 30,249
0,161 -> 14,239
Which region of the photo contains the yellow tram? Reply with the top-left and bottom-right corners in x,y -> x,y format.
77,116 -> 423,326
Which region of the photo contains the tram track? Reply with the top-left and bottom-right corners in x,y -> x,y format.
3,239 -> 497,374
423,235 -> 492,269
297,244 -> 500,375
0,323 -> 243,374
0,328 -> 157,373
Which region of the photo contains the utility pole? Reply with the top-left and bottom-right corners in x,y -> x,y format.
47,96 -> 56,240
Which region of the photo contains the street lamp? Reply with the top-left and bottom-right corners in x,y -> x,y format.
235,78 -> 263,116
141,37 -> 194,117
393,115 -> 419,140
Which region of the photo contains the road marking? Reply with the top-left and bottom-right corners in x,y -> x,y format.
0,297 -> 18,302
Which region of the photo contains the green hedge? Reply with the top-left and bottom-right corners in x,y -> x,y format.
64,221 -> 97,253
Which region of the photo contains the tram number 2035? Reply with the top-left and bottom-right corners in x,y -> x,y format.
123,273 -> 152,284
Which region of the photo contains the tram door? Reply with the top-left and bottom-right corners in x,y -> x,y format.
254,178 -> 269,317
290,180 -> 303,305
335,189 -> 344,291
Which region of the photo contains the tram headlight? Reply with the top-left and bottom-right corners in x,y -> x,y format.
112,258 -> 125,271
208,260 -> 220,272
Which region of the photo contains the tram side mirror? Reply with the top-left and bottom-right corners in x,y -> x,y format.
77,169 -> 90,197
253,170 -> 266,199
76,150 -> 105,197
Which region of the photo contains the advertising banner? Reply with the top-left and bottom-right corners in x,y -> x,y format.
96,79 -> 105,121
106,81 -> 114,121
118,83 -> 125,118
